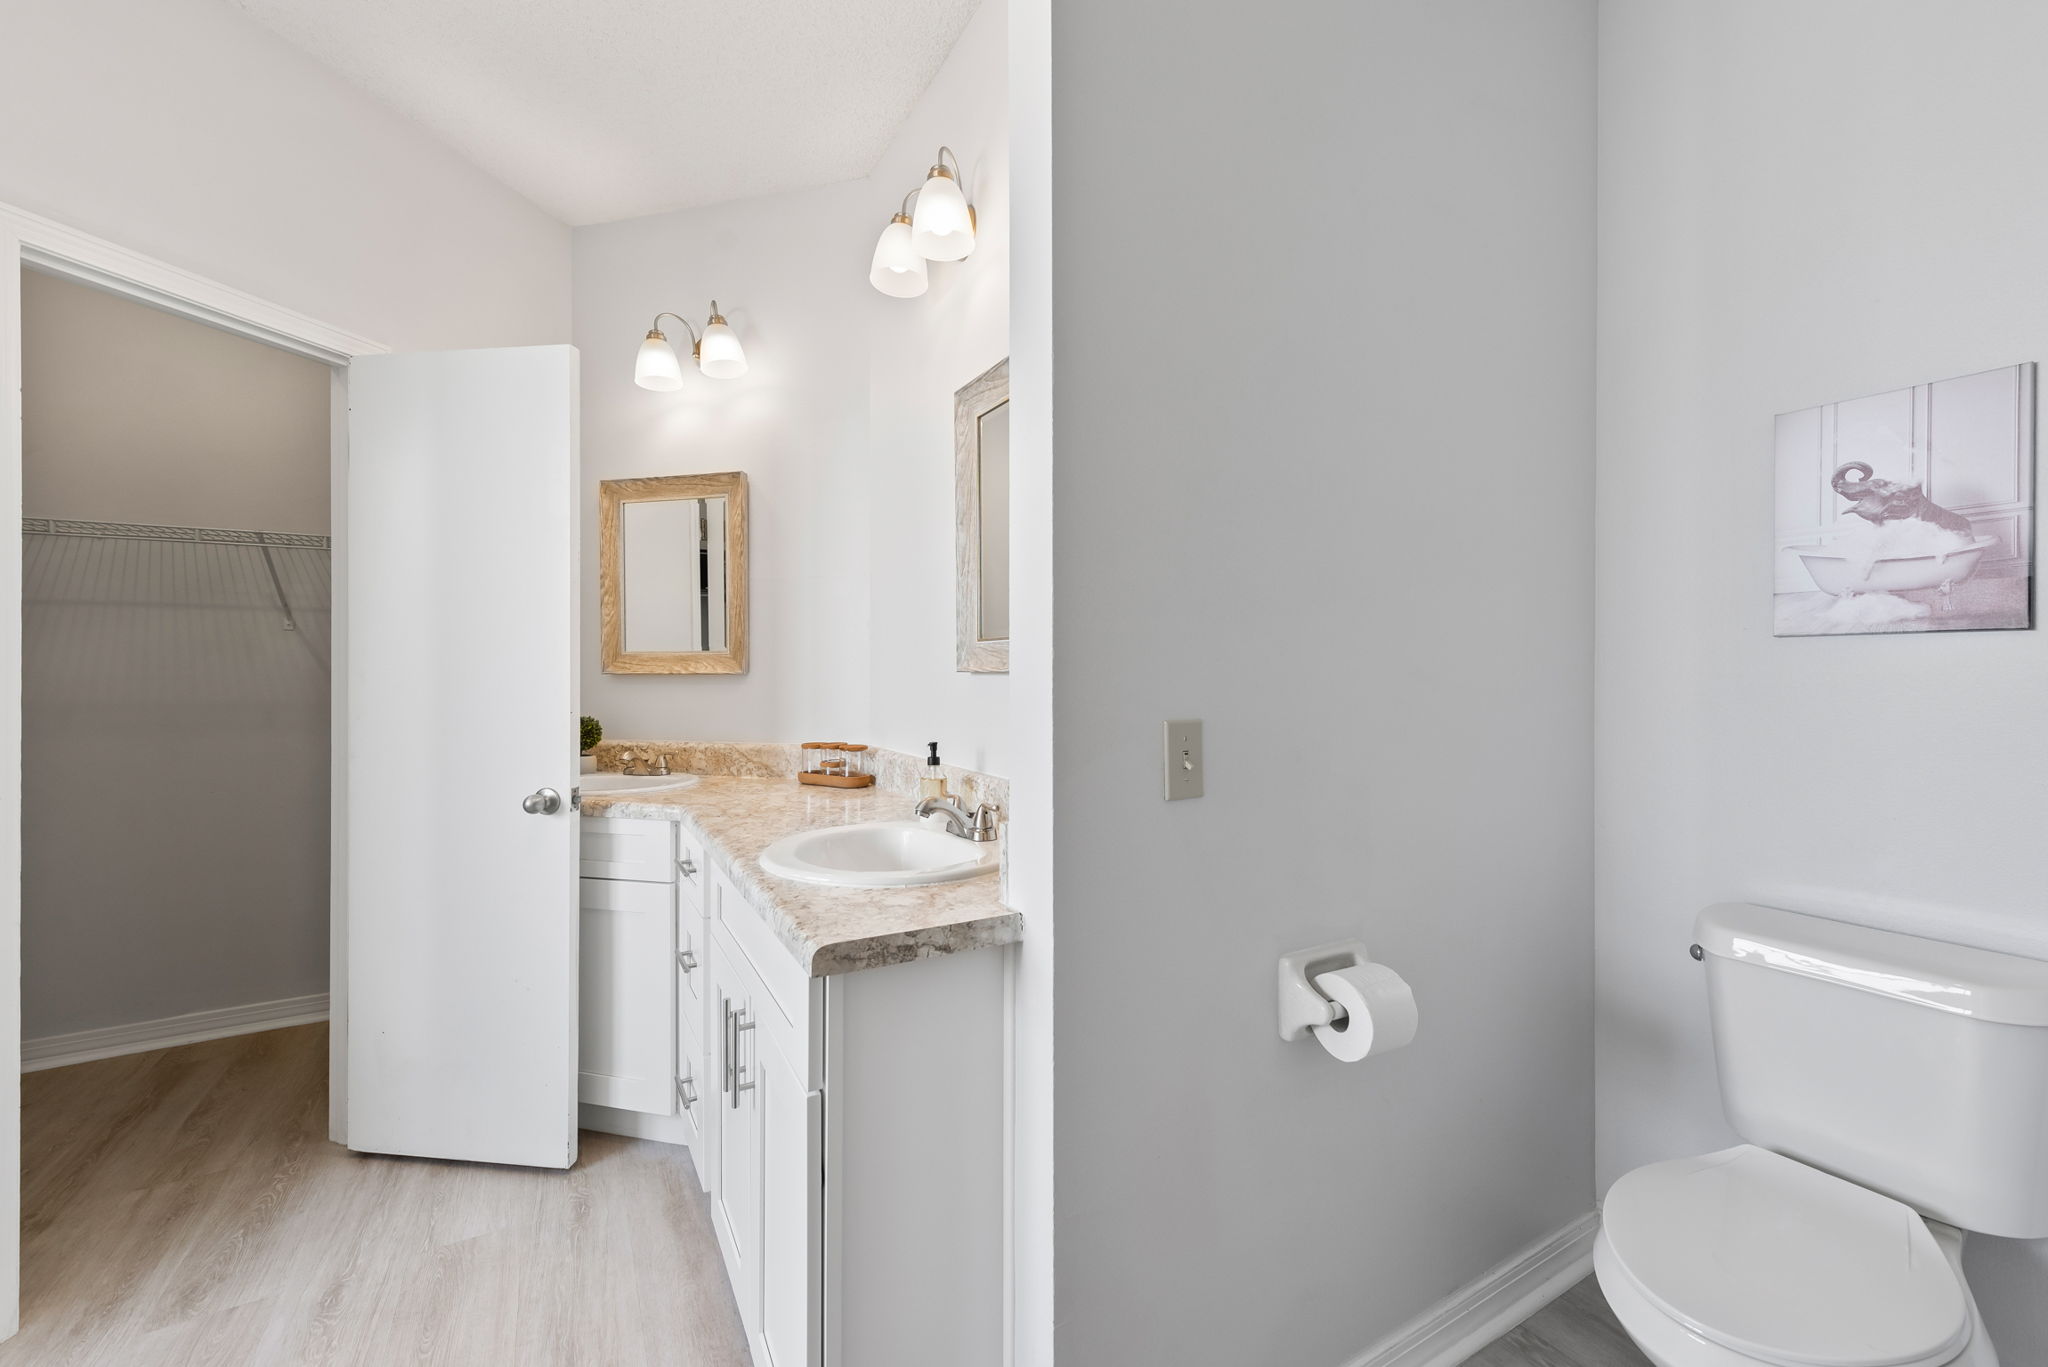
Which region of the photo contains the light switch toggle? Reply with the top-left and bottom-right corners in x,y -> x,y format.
1164,719 -> 1203,800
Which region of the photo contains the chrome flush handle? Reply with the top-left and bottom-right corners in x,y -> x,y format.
721,998 -> 734,1097
730,1004 -> 755,1107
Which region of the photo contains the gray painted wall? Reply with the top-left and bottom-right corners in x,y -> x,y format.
1046,2 -> 1597,1361
1596,1 -> 2048,1357
21,274 -> 331,1039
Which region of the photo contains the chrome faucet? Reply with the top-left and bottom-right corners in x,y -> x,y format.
915,796 -> 1000,842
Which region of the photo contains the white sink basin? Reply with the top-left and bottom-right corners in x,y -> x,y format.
758,820 -> 997,888
580,772 -> 700,795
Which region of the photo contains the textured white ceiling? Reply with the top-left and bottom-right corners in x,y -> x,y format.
226,0 -> 983,225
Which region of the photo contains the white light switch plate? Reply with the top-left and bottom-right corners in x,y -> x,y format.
1164,719 -> 1203,800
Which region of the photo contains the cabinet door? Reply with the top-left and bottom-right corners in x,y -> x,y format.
676,912 -> 709,1182
577,877 -> 676,1115
709,950 -> 762,1337
759,1034 -> 823,1367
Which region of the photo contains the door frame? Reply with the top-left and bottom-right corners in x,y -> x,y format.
0,200 -> 385,1339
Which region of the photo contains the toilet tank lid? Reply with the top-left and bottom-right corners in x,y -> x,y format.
1697,903 -> 2048,1026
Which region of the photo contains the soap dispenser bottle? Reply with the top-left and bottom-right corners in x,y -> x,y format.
918,742 -> 949,801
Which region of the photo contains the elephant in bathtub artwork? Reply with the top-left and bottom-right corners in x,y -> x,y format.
1774,362 -> 2033,636
1829,461 -> 1977,537
1791,462 -> 1996,600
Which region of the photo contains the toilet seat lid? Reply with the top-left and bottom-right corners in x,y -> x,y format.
1603,1146 -> 1969,1367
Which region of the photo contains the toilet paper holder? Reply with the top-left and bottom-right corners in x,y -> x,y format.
1277,939 -> 1371,1041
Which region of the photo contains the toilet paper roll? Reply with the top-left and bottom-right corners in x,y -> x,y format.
1310,963 -> 1418,1063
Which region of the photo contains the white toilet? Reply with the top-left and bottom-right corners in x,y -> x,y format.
1595,902 -> 2048,1367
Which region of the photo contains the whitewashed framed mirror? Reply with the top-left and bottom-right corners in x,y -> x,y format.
599,471 -> 749,674
955,358 -> 1010,673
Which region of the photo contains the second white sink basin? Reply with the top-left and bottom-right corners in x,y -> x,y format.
758,820 -> 997,889
580,772 -> 700,795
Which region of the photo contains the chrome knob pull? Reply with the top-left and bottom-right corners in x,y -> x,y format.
521,787 -> 563,815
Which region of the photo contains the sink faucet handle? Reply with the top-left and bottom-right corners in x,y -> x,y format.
970,803 -> 1001,839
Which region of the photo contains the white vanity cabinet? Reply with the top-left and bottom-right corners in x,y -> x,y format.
705,862 -> 818,1364
703,862 -> 1004,1367
583,812 -> 1006,1367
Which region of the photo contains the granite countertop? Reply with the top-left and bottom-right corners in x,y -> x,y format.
578,774 -> 1020,977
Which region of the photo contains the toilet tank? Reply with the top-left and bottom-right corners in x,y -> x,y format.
1698,902 -> 2048,1237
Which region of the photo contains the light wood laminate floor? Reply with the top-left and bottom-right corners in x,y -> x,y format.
2,1024 -> 751,1367
1468,1274 -> 1653,1367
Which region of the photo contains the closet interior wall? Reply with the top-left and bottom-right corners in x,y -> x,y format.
19,269 -> 333,1048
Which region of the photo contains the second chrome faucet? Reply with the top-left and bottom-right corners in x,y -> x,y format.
914,796 -> 1000,842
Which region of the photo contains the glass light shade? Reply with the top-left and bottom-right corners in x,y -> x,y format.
869,217 -> 929,298
910,168 -> 974,261
697,318 -> 748,379
634,331 -> 685,391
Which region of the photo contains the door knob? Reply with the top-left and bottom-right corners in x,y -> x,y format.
521,787 -> 562,815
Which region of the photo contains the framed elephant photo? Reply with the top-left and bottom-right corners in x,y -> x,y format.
1774,362 -> 2035,637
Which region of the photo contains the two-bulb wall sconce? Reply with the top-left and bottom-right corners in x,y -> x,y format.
868,146 -> 977,298
633,301 -> 749,391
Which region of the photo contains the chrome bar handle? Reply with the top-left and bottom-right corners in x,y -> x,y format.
721,997 -> 734,1097
677,856 -> 698,878
677,948 -> 697,974
677,1073 -> 697,1111
731,1005 -> 755,1107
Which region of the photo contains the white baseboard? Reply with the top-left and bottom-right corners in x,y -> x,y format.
1345,1212 -> 1600,1367
21,993 -> 330,1072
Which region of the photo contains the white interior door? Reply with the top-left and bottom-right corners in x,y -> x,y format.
345,345 -> 580,1169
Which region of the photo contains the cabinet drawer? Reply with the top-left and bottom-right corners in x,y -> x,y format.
675,828 -> 708,909
581,816 -> 677,883
710,868 -> 815,1045
708,910 -> 817,1094
678,908 -> 706,1017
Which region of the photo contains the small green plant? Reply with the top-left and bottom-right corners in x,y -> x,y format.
580,715 -> 603,754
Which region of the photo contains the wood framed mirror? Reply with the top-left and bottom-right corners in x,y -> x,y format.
955,358 -> 1010,673
600,471 -> 749,674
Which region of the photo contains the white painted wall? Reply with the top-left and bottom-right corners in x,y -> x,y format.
1043,2 -> 1596,1362
0,0 -> 570,352
866,0 -> 1011,778
572,184 -> 875,745
21,272 -> 331,1038
1005,1 -> 1054,1359
574,0 -> 1010,774
1596,2 -> 2048,1357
